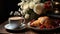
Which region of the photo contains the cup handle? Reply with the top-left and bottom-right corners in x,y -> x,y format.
23,18 -> 25,24
8,19 -> 10,24
20,17 -> 25,24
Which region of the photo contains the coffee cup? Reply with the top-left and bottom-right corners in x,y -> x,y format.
5,17 -> 25,30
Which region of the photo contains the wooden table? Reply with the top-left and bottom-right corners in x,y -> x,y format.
0,21 -> 60,34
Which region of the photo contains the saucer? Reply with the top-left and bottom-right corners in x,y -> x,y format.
4,23 -> 26,30
4,24 -> 19,30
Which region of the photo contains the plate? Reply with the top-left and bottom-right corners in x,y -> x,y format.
27,22 -> 60,31
4,23 -> 26,30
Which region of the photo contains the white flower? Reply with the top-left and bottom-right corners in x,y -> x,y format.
10,11 -> 13,15
33,0 -> 40,3
14,11 -> 20,16
23,10 -> 27,14
18,8 -> 21,11
18,1 -> 25,6
20,5 -> 23,9
40,3 -> 44,8
25,0 -> 33,2
18,3 -> 21,6
25,14 -> 30,19
33,4 -> 43,15
22,2 -> 29,10
20,11 -> 25,15
25,0 -> 31,1
20,9 -> 28,15
29,1 -> 35,9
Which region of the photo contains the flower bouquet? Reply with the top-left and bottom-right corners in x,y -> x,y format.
18,0 -> 52,20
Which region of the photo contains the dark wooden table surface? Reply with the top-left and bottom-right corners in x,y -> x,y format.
0,21 -> 60,34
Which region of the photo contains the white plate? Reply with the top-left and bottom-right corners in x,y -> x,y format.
4,23 -> 26,30
4,24 -> 19,30
27,22 -> 60,31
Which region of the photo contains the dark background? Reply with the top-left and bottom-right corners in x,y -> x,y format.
0,0 -> 20,23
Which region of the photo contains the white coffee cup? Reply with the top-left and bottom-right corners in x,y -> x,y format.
5,17 -> 25,30
8,17 -> 25,25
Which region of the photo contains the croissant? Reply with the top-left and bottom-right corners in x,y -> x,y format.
30,16 -> 51,27
38,16 -> 49,24
30,20 -> 41,26
38,16 -> 49,20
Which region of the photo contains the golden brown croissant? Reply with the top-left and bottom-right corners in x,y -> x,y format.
30,16 -> 52,27
38,16 -> 49,24
31,20 -> 40,26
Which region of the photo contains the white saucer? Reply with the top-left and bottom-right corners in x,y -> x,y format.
4,24 -> 19,30
4,23 -> 26,30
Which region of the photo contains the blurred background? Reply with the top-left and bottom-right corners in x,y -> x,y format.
0,0 -> 60,23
